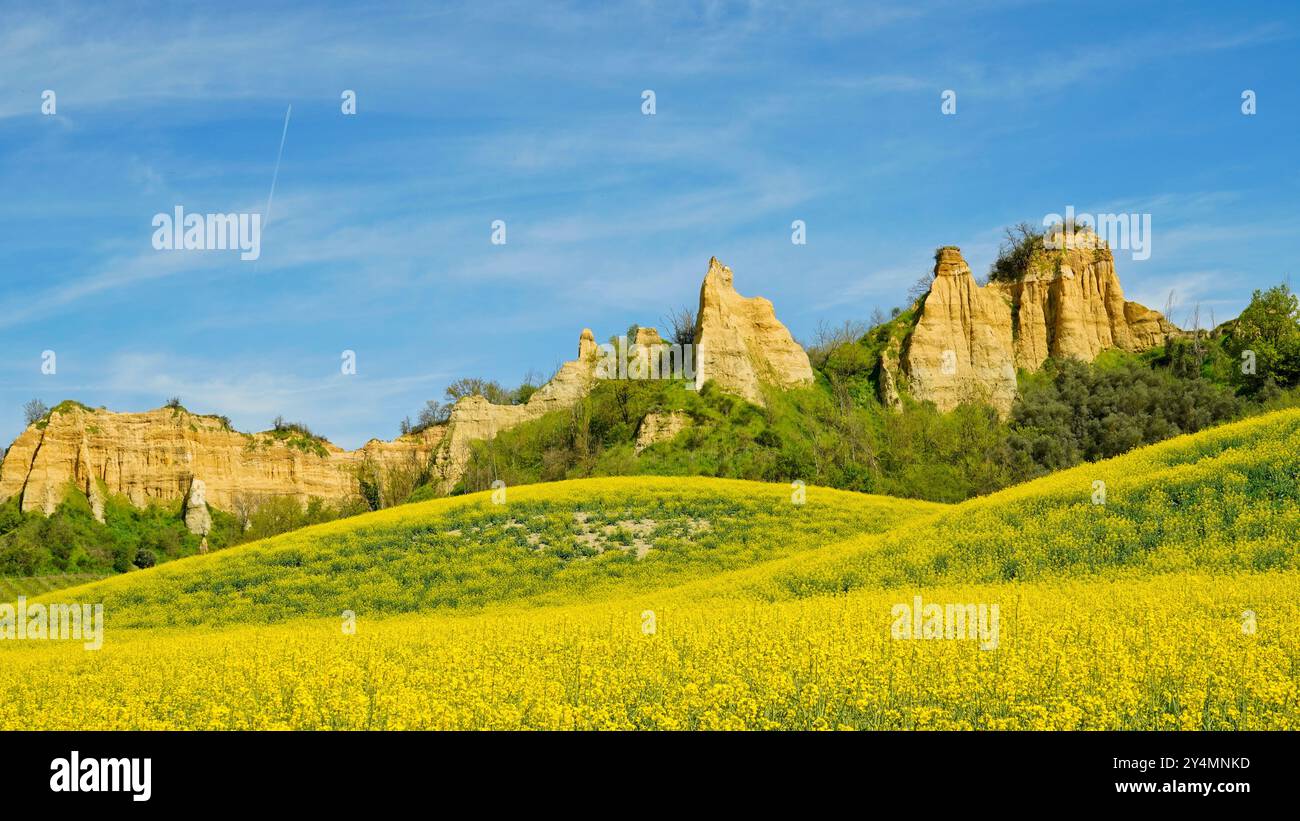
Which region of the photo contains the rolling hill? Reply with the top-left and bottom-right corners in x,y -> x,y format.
2,410 -> 1298,729
21,476 -> 942,628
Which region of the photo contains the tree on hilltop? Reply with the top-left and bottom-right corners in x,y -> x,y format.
23,399 -> 49,426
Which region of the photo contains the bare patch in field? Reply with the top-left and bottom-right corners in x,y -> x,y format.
442,510 -> 712,561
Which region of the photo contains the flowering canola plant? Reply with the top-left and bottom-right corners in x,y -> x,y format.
1,410 -> 1297,730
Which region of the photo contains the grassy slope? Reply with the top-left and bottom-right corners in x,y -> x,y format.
4,410 -> 1298,729
28,476 -> 942,628
0,573 -> 108,600
24,407 -> 1300,626
730,405 -> 1300,600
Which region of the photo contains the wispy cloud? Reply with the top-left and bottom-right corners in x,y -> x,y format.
1,0 -> 1295,453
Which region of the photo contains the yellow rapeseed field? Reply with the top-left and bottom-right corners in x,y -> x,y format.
27,476 -> 941,629
1,571 -> 1295,730
1,410 -> 1297,730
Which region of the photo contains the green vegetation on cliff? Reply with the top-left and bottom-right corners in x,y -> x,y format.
454,286 -> 1300,504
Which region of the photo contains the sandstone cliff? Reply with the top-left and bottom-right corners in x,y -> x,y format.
988,229 -> 1176,366
2,259 -> 811,524
436,256 -> 815,485
693,257 -> 815,405
0,403 -> 444,530
432,329 -> 598,490
886,233 -> 1177,414
901,248 -> 1019,414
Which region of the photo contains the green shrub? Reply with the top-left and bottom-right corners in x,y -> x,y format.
1223,283 -> 1300,395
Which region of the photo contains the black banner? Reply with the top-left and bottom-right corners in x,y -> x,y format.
6,730 -> 1289,809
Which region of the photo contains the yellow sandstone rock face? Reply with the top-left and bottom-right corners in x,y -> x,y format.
433,329 -> 598,491
183,478 -> 213,536
1,261 -> 815,523
988,229 -> 1177,368
903,248 -> 1019,415
634,411 -> 691,454
629,327 -> 666,378
892,235 -> 1177,415
436,253 -> 816,487
0,329 -> 597,524
0,405 -> 444,528
693,257 -> 815,405
633,327 -> 664,347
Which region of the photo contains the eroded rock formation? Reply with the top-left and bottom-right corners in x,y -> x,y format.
886,233 -> 1177,414
634,411 -> 691,454
0,404 -> 444,531
1,260 -> 815,524
183,478 -> 212,536
433,329 -> 598,490
693,257 -> 815,405
902,248 -> 1019,415
988,229 -> 1177,366
630,327 -> 666,378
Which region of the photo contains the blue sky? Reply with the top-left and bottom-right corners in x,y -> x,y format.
2,0 -> 1297,449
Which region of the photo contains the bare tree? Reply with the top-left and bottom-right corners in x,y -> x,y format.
1164,289 -> 1179,323
663,305 -> 697,346
445,377 -> 511,405
231,492 -> 266,533
380,450 -> 437,507
1187,302 -> 1205,362
988,223 -> 1045,282
807,319 -> 868,368
416,400 -> 450,429
906,272 -> 932,304
23,399 -> 49,426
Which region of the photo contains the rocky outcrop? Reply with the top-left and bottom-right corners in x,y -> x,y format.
0,329 -> 601,523
630,327 -> 666,377
693,257 -> 814,405
634,411 -> 691,454
433,329 -> 598,490
902,248 -> 1019,414
877,337 -> 904,411
183,478 -> 212,536
633,327 -> 664,347
434,254 -> 817,488
885,233 -> 1177,414
0,404 -> 444,532
988,228 -> 1178,368
1,261 -> 816,520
